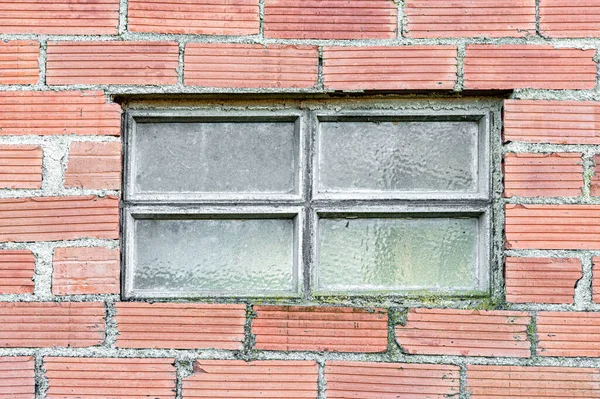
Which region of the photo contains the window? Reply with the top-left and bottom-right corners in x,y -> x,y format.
122,102 -> 494,299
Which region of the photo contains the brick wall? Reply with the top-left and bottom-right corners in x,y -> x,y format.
0,0 -> 599,398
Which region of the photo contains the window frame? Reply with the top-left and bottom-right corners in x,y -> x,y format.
121,103 -> 496,300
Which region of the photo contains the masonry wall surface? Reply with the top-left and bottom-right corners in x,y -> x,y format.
0,0 -> 600,398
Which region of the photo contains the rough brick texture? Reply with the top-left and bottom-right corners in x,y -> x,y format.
115,303 -> 246,349
0,0 -> 119,35
505,204 -> 600,249
0,40 -> 38,85
505,257 -> 581,304
464,45 -> 596,90
47,41 -> 179,85
52,247 -> 120,295
540,0 -> 600,38
537,312 -> 600,357
0,357 -> 34,399
65,142 -> 121,189
503,100 -> 600,145
45,357 -> 176,399
503,153 -> 583,197
467,365 -> 600,398
264,0 -> 397,39
184,43 -> 318,89
128,0 -> 259,35
405,0 -> 536,38
395,308 -> 531,357
0,145 -> 42,189
323,46 -> 457,90
0,196 -> 119,242
183,360 -> 318,398
326,361 -> 460,399
253,306 -> 388,352
0,250 -> 34,294
0,302 -> 104,347
0,91 -> 121,136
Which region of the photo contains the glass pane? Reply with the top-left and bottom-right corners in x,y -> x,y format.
317,217 -> 480,292
318,120 -> 479,194
133,121 -> 297,195
132,218 -> 296,295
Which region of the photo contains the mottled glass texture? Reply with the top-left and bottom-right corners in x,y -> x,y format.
318,120 -> 479,194
132,218 -> 296,295
133,121 -> 297,195
317,217 -> 480,292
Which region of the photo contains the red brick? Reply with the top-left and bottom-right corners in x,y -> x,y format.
0,195 -> 119,242
540,0 -> 600,38
0,357 -> 34,399
591,155 -> 600,196
468,365 -> 600,398
128,0 -> 259,35
0,41 -> 38,85
326,361 -> 460,398
46,41 -> 179,85
505,257 -> 581,304
45,357 -> 175,399
504,153 -> 583,197
184,43 -> 318,89
253,306 -> 388,353
405,0 -> 536,38
506,204 -> 600,250
593,257 -> 600,302
65,142 -> 121,190
395,308 -> 531,357
323,46 -> 457,90
115,303 -> 246,350
0,302 -> 104,347
0,0 -> 119,35
0,250 -> 34,294
537,312 -> 600,357
52,247 -> 119,295
464,45 -> 596,90
264,0 -> 397,39
0,145 -> 42,189
183,360 -> 318,398
503,100 -> 600,144
0,91 -> 121,136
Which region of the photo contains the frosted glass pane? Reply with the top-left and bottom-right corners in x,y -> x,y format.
318,120 -> 479,194
133,121 -> 297,194
317,217 -> 479,292
132,218 -> 296,295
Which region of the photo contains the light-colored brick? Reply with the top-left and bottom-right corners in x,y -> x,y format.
405,0 -> 536,38
65,142 -> 121,190
128,0 -> 259,35
505,257 -> 581,304
253,306 -> 388,352
0,250 -> 34,294
464,45 -> 596,90
395,308 -> 531,357
184,43 -> 318,89
540,0 -> 600,38
504,153 -> 583,197
0,145 -> 42,189
0,357 -> 34,399
538,312 -> 600,357
264,0 -> 397,39
0,41 -> 38,85
52,247 -> 120,295
0,0 -> 119,35
323,46 -> 458,90
115,303 -> 246,350
47,41 -> 179,85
